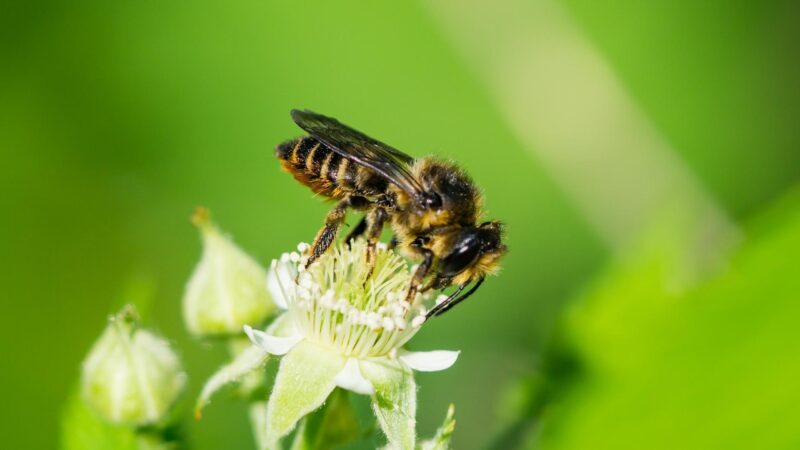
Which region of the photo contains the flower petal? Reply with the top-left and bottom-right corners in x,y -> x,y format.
361,359 -> 416,450
398,350 -> 460,372
244,325 -> 302,356
333,358 -> 375,395
264,340 -> 346,447
265,260 -> 294,310
263,311 -> 298,337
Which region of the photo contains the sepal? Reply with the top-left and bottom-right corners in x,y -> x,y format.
264,340 -> 346,448
196,313 -> 295,417
361,360 -> 417,450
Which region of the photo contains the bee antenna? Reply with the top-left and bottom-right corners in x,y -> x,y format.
427,277 -> 486,318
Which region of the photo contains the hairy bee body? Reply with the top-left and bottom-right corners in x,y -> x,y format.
276,110 -> 507,317
278,137 -> 484,253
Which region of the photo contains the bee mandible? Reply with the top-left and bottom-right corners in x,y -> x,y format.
276,110 -> 506,318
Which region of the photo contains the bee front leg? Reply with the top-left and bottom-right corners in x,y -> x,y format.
405,249 -> 433,303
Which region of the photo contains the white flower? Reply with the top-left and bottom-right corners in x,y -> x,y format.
245,240 -> 459,450
183,207 -> 276,337
81,306 -> 186,426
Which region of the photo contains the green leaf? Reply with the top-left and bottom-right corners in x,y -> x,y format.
361,359 -> 416,450
535,190 -> 800,450
419,404 -> 456,450
264,340 -> 345,449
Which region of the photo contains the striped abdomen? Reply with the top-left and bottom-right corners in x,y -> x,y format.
276,136 -> 360,199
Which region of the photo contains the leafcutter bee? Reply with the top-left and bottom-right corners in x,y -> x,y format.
276,110 -> 506,317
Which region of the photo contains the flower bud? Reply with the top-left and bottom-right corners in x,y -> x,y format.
183,208 -> 275,336
81,306 -> 186,426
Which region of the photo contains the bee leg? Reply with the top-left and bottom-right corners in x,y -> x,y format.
307,196 -> 369,268
365,208 -> 388,263
421,274 -> 450,293
343,216 -> 368,247
426,277 -> 485,318
388,236 -> 399,250
362,207 -> 388,282
405,249 -> 434,303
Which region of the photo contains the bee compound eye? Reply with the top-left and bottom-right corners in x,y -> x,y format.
439,241 -> 481,277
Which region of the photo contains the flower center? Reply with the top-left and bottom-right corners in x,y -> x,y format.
272,240 -> 429,358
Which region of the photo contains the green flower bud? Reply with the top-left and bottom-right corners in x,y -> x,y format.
183,208 -> 275,336
81,306 -> 186,426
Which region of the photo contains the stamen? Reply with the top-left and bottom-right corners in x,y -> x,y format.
274,239 -> 428,358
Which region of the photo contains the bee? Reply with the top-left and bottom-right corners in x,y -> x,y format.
276,110 -> 506,317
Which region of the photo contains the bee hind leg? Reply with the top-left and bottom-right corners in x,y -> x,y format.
307,196 -> 370,268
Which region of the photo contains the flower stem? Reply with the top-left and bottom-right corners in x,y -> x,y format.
227,337 -> 269,449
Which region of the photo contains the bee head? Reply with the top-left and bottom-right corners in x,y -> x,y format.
437,222 -> 506,279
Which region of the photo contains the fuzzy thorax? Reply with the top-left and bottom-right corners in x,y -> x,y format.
270,240 -> 429,359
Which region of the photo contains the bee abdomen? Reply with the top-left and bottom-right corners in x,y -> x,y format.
276,136 -> 353,198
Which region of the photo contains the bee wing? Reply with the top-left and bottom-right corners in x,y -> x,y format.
291,109 -> 424,196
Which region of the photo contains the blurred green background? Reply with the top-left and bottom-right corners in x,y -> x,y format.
2,0 -> 799,449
